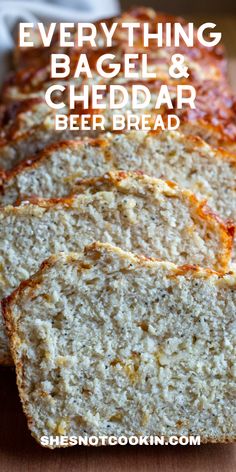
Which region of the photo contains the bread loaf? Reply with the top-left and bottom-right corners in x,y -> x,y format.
0,172 -> 233,364
0,7 -> 234,170
3,242 -> 236,447
5,7 -> 226,103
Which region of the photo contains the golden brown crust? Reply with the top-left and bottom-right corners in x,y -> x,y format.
0,98 -> 46,147
180,120 -> 236,153
179,81 -> 236,130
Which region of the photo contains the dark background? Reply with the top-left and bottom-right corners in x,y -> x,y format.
120,0 -> 236,14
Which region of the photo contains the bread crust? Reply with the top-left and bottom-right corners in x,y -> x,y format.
0,98 -> 48,147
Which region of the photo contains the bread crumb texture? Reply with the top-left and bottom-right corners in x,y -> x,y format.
3,243 -> 236,447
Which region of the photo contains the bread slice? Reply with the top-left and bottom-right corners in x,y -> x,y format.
1,131 -> 235,223
0,98 -> 84,171
0,171 -> 233,364
1,80 -> 236,172
3,242 -> 236,447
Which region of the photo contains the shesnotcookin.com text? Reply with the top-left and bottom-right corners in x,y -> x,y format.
40,435 -> 201,447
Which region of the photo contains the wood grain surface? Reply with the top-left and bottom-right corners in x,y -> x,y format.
0,15 -> 236,472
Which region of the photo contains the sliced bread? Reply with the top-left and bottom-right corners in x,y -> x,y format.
3,242 -> 236,447
0,99 -> 83,171
1,131 -> 235,223
0,171 -> 233,364
1,81 -> 236,172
